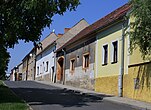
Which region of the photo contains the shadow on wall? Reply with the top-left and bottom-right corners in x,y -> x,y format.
135,62 -> 151,90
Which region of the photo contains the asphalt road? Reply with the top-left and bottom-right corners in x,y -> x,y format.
4,81 -> 138,110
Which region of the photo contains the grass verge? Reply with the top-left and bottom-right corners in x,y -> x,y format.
0,81 -> 29,110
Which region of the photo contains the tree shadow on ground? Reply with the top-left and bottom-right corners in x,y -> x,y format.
4,81 -> 112,108
0,84 -> 25,104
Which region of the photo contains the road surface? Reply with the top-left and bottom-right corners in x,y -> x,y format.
5,81 -> 138,110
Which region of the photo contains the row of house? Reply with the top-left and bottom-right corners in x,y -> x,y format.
10,3 -> 151,103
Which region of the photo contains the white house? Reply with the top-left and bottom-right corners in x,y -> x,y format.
35,32 -> 57,82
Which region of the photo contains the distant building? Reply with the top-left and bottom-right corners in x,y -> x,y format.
22,48 -> 36,81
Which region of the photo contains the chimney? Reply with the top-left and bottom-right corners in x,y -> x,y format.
64,28 -> 70,33
58,33 -> 63,38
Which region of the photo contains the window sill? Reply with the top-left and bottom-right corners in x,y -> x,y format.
102,63 -> 107,66
111,61 -> 118,64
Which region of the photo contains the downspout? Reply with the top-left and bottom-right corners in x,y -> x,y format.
62,48 -> 66,85
53,43 -> 57,83
54,51 -> 56,83
26,56 -> 29,81
119,16 -> 127,97
33,47 -> 37,80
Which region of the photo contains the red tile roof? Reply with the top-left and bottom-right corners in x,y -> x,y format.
56,3 -> 131,52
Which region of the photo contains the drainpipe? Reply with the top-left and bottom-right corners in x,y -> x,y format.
26,56 -> 29,81
33,47 -> 37,80
62,48 -> 66,85
119,17 -> 127,97
54,51 -> 56,83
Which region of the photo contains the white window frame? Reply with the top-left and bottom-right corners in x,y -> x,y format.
102,43 -> 108,65
46,61 -> 49,72
37,66 -> 39,75
111,40 -> 119,64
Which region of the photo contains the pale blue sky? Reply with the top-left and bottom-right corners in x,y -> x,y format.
7,0 -> 129,73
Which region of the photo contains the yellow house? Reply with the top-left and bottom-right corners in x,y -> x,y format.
95,3 -> 151,103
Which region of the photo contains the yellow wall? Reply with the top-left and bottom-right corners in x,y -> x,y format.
96,21 -> 129,78
95,17 -> 151,102
95,76 -> 118,96
123,63 -> 151,102
95,21 -> 130,95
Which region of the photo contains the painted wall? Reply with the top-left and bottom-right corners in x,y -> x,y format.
95,16 -> 151,103
27,50 -> 36,80
22,57 -> 28,81
36,45 -> 56,81
95,21 -> 130,95
122,15 -> 151,102
65,36 -> 96,90
123,63 -> 151,102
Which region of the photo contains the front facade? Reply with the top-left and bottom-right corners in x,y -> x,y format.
22,48 -> 36,81
56,19 -> 89,84
22,56 -> 28,81
10,68 -> 16,81
94,4 -> 151,103
95,3 -> 130,96
95,20 -> 130,95
122,16 -> 151,102
64,33 -> 96,90
35,32 -> 57,81
16,63 -> 23,81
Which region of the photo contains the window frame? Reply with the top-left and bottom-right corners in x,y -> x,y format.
102,44 -> 108,66
111,40 -> 118,64
46,61 -> 49,72
37,66 -> 39,75
83,53 -> 90,69
70,58 -> 76,74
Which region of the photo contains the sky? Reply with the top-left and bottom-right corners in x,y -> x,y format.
7,0 -> 129,73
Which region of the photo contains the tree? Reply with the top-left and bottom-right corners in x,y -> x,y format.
0,0 -> 80,78
130,0 -> 151,59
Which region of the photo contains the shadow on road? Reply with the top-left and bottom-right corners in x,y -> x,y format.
9,85 -> 111,108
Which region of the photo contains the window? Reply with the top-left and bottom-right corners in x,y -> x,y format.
40,65 -> 42,74
43,62 -> 45,72
111,41 -> 118,63
83,53 -> 89,68
102,44 -> 108,65
37,67 -> 39,75
46,61 -> 49,72
70,59 -> 75,72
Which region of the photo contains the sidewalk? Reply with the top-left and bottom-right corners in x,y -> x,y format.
35,80 -> 151,110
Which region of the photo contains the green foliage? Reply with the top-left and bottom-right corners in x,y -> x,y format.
0,0 -> 80,76
130,0 -> 151,59
0,46 -> 10,80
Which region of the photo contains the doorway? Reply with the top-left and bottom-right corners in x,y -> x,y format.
57,57 -> 64,83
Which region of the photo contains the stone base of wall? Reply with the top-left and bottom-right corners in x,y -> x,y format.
66,77 -> 95,90
35,74 -> 51,81
123,62 -> 151,102
95,75 -> 118,96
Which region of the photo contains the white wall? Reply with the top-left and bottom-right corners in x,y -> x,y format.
36,46 -> 55,79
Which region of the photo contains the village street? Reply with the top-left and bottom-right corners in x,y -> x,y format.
4,81 -> 138,110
